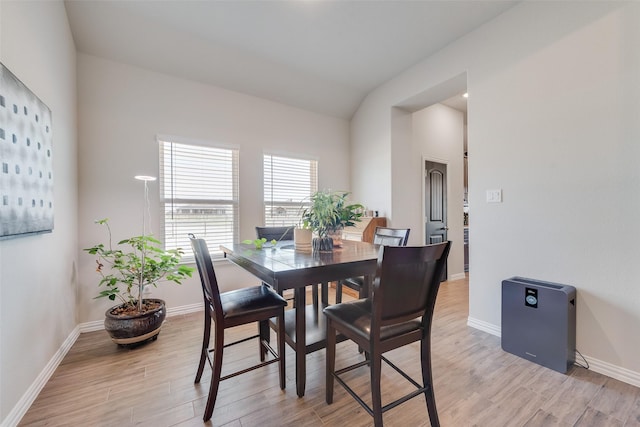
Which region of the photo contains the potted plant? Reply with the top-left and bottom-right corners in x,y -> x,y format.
301,190 -> 364,251
84,219 -> 194,346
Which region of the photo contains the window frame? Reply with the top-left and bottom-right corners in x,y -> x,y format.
263,153 -> 318,228
158,135 -> 239,262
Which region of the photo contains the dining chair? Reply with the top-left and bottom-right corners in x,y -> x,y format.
255,226 -> 294,242
189,235 -> 287,422
335,226 -> 410,303
324,241 -> 451,427
256,226 -> 328,309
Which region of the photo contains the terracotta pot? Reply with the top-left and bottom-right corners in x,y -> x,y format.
104,298 -> 166,346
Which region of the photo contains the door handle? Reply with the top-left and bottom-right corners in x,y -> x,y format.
440,227 -> 449,231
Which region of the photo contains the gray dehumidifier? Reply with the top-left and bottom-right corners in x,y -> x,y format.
501,277 -> 576,373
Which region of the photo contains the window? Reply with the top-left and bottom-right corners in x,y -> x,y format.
263,154 -> 317,227
159,138 -> 239,261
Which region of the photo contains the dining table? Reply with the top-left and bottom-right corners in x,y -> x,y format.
220,239 -> 381,397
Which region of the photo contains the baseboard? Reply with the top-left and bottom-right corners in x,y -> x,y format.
79,319 -> 104,333
449,272 -> 467,281
467,315 -> 501,337
5,302 -> 204,427
1,326 -> 80,427
466,317 -> 640,388
579,353 -> 640,388
166,302 -> 203,316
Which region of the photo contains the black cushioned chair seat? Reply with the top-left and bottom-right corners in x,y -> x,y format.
221,286 -> 287,319
323,299 -> 421,341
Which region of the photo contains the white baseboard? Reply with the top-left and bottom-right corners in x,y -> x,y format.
466,317 -> 640,388
449,272 -> 467,281
467,316 -> 501,337
166,302 -> 203,316
1,326 -> 80,427
580,353 -> 640,388
79,319 -> 104,333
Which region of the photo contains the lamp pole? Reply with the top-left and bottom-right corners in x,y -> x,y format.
134,175 -> 156,311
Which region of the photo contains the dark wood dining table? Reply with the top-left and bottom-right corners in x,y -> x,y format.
220,239 -> 380,397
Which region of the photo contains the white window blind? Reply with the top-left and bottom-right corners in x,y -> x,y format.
263,154 -> 317,227
159,139 -> 238,261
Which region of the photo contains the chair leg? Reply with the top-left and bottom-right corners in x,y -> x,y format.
203,323 -> 225,422
278,313 -> 286,390
259,320 -> 269,361
312,284 -> 319,309
354,286 -> 366,360
370,346 -> 383,427
195,313 -> 211,383
421,336 -> 440,427
335,281 -> 343,304
325,320 -> 336,404
321,282 -> 329,305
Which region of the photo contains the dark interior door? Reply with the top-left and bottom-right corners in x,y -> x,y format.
425,161 -> 448,280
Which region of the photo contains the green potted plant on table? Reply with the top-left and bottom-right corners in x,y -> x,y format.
301,190 -> 364,251
84,219 -> 194,346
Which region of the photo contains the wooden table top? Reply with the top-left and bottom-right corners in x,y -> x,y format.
220,239 -> 380,291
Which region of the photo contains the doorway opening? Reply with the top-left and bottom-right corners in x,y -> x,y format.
391,72 -> 468,282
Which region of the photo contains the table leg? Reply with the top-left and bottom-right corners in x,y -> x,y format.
295,286 -> 306,397
312,284 -> 318,308
362,274 -> 373,298
321,282 -> 329,305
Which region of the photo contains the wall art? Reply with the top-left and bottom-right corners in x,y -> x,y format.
0,62 -> 54,239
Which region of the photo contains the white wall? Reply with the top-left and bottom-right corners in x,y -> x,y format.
351,1 -> 640,384
77,54 -> 351,324
0,1 -> 78,424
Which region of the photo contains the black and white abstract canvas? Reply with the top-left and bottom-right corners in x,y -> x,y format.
0,63 -> 54,239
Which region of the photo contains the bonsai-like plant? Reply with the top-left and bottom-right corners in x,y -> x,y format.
301,190 -> 364,238
84,219 -> 194,314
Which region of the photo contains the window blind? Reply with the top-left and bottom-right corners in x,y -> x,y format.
159,139 -> 239,261
263,154 -> 317,227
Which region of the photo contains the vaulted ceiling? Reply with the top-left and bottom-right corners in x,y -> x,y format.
64,0 -> 516,119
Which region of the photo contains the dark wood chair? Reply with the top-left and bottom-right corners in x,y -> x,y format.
324,242 -> 451,427
255,226 -> 294,242
256,226 -> 327,309
189,235 -> 287,422
335,227 -> 410,303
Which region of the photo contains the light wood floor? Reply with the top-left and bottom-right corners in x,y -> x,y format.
20,277 -> 640,426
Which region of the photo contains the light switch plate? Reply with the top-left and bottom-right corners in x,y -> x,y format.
486,189 -> 502,203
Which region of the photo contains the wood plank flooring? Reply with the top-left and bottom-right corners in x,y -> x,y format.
20,277 -> 640,426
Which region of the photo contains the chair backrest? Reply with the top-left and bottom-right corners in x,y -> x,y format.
255,226 -> 294,241
373,227 -> 410,246
371,242 -> 451,327
189,235 -> 223,319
